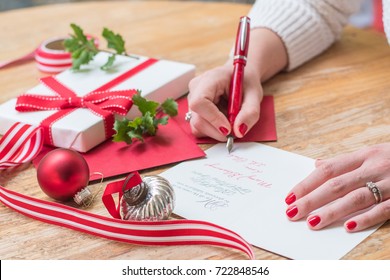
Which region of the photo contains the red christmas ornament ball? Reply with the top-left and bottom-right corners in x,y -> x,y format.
37,148 -> 90,201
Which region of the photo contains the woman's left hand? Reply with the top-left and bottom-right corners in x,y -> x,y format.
284,143 -> 390,232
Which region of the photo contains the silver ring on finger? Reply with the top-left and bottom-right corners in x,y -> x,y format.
185,111 -> 192,122
366,181 -> 383,204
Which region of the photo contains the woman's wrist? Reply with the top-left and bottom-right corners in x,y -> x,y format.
225,28 -> 287,82
246,27 -> 288,82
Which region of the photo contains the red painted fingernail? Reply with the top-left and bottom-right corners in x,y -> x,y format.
346,221 -> 357,231
239,123 -> 248,136
219,126 -> 229,136
285,193 -> 296,205
286,205 -> 298,218
308,215 -> 321,227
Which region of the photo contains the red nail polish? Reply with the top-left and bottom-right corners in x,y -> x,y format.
286,205 -> 298,218
308,216 -> 321,227
219,126 -> 229,136
346,221 -> 357,231
285,193 -> 296,205
239,123 -> 248,136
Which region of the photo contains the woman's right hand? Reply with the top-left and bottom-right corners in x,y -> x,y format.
187,63 -> 264,141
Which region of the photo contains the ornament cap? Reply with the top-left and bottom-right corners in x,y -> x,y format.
123,182 -> 149,206
122,174 -> 149,206
73,187 -> 92,205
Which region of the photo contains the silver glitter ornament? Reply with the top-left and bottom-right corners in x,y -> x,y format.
120,175 -> 175,221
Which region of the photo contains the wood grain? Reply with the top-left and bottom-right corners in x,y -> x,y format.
0,1 -> 389,260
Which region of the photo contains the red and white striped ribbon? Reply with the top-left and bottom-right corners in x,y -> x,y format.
0,122 -> 43,170
0,36 -> 98,73
34,37 -> 72,73
34,36 -> 98,73
0,186 -> 254,258
0,123 -> 254,259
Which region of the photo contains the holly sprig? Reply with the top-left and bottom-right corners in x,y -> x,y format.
64,23 -> 128,70
113,93 -> 178,144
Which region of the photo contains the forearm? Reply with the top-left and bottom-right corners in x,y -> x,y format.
225,28 -> 288,83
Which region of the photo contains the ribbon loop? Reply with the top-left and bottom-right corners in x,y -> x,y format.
16,77 -> 136,113
0,122 -> 43,170
102,172 -> 143,219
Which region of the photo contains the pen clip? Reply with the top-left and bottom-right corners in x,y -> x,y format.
234,16 -> 250,61
239,17 -> 250,52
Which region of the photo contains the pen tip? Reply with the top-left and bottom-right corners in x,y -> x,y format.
226,136 -> 234,153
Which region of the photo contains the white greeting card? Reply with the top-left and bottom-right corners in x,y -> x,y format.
161,143 -> 380,259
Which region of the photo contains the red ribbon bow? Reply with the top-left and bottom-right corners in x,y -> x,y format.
15,58 -> 158,147
16,77 -> 136,115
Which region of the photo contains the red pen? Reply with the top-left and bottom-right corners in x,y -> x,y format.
226,16 -> 250,153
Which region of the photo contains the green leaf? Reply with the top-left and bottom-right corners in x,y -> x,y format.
65,24 -> 98,70
127,130 -> 144,143
72,49 -> 88,70
66,24 -> 128,71
102,27 -> 126,55
154,116 -> 169,126
141,112 -> 156,135
161,98 -> 178,117
70,47 -> 83,59
70,23 -> 88,43
127,117 -> 143,129
64,37 -> 81,53
101,54 -> 116,70
86,39 -> 99,55
112,95 -> 177,145
132,94 -> 159,116
113,119 -> 133,144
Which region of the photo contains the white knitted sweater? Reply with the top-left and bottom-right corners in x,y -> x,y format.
248,0 -> 390,70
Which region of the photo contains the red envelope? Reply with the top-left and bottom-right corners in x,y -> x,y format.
33,95 -> 275,181
176,95 -> 277,143
33,118 -> 206,181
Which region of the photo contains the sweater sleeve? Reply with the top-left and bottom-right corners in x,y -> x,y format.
248,0 -> 364,70
384,0 -> 390,45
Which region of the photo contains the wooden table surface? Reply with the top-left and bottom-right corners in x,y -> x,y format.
0,1 -> 389,260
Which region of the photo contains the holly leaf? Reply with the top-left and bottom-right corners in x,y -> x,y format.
127,129 -> 144,143
70,23 -> 88,43
64,23 -> 98,70
161,98 -> 178,117
64,37 -> 82,54
125,117 -> 145,143
132,93 -> 159,116
154,116 -> 169,126
72,49 -> 93,70
113,119 -> 133,144
102,27 -> 126,55
141,112 -> 156,135
112,95 -> 178,145
127,116 -> 143,129
101,54 -> 116,70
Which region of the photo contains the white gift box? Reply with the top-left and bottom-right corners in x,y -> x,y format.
0,52 -> 195,152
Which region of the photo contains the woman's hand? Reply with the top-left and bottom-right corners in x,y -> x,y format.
187,27 -> 288,141
187,63 -> 263,141
285,143 -> 390,232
